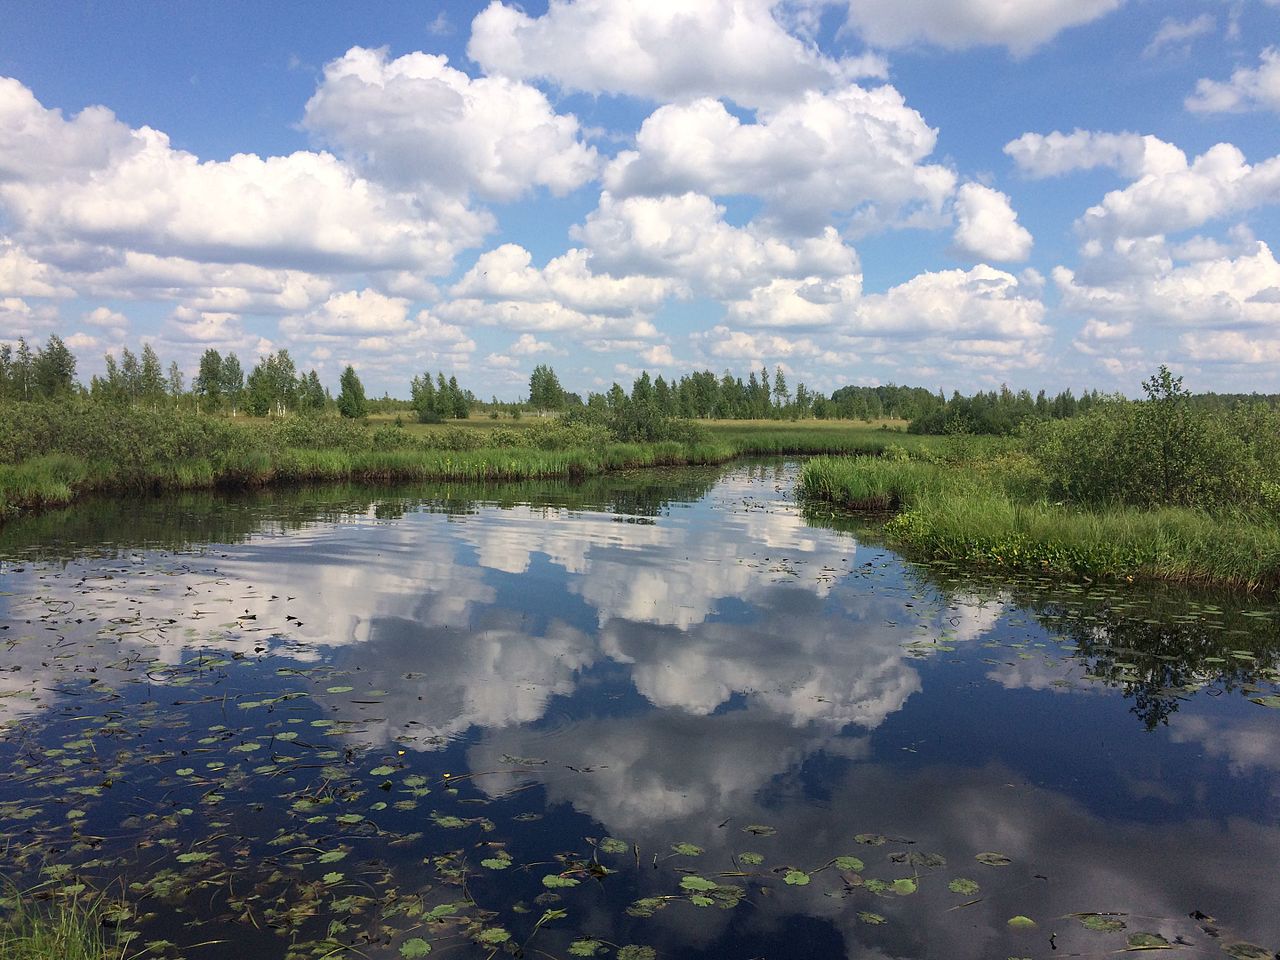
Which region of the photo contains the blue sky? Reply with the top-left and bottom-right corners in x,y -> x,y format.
1,0 -> 1278,399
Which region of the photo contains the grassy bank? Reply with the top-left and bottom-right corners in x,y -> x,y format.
799,455 -> 1280,593
0,886 -> 120,960
0,403 -> 914,523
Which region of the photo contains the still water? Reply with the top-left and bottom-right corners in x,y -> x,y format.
0,462 -> 1277,960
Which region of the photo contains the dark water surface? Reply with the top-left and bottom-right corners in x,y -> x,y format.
1,462 -> 1278,960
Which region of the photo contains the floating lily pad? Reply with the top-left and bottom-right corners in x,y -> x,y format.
743,824 -> 777,836
599,837 -> 629,854
834,856 -> 864,872
975,852 -> 1012,866
1127,933 -> 1171,949
739,852 -> 765,865
569,940 -> 606,956
891,878 -> 917,895
855,833 -> 888,846
784,870 -> 810,886
1079,914 -> 1126,932
1222,943 -> 1273,960
617,947 -> 656,960
672,842 -> 703,856
477,928 -> 510,945
1008,916 -> 1037,929
949,878 -> 980,895
399,938 -> 432,958
858,912 -> 886,925
680,876 -> 718,892
543,874 -> 580,889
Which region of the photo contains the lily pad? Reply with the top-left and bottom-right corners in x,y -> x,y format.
680,876 -> 718,892
617,947 -> 656,960
1079,914 -> 1126,933
858,912 -> 886,925
1008,916 -> 1037,929
855,833 -> 888,846
743,824 -> 777,836
542,874 -> 580,889
949,878 -> 980,895
891,878 -> 917,895
1127,933 -> 1171,949
672,842 -> 703,856
569,940 -> 606,957
834,856 -> 864,872
400,938 -> 432,958
783,870 -> 810,886
1222,943 -> 1273,960
740,852 -> 765,865
975,852 -> 1012,866
599,837 -> 629,854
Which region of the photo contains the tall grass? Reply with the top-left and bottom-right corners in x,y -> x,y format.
798,455 -> 1280,593
0,885 -> 122,960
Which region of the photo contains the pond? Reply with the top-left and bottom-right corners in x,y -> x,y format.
1,461 -> 1278,960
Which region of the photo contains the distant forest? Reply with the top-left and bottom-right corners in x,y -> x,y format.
3,333 -> 1276,435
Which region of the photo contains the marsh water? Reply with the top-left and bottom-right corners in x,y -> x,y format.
1,461 -> 1278,960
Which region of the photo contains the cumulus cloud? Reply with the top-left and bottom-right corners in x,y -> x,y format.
0,296 -> 58,338
451,244 -> 679,314
467,0 -> 885,109
1186,47 -> 1280,114
951,183 -> 1033,262
1004,130 -> 1187,179
604,87 -> 957,234
1077,143 -> 1280,240
0,240 -> 72,297
574,191 -> 860,297
1055,240 -> 1280,331
841,0 -> 1125,55
438,296 -> 660,339
0,76 -> 490,277
302,46 -> 599,201
281,289 -> 411,338
508,333 -> 559,355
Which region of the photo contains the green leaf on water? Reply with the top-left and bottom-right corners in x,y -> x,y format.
1222,943 -> 1273,960
949,878 -> 980,895
175,768 -> 194,776
1078,914 -> 1126,932
569,940 -> 606,957
175,852 -> 212,864
326,686 -> 354,694
317,850 -> 347,864
481,857 -> 512,870
855,833 -> 888,846
834,856 -> 864,871
1249,696 -> 1280,709
322,872 -> 343,884
542,874 -> 580,889
1008,916 -> 1037,929
690,895 -> 714,907
680,876 -> 717,892
743,824 -> 776,836
740,852 -> 765,865
275,731 -> 298,741
617,947 -> 656,960
672,842 -> 703,856
891,878 -> 917,895
858,912 -> 886,925
370,766 -> 396,776
599,837 -> 629,854
477,928 -> 511,945
1126,933 -> 1171,949
336,813 -> 365,824
399,938 -> 432,958
784,870 -> 810,886
626,897 -> 667,918
976,852 -> 1012,866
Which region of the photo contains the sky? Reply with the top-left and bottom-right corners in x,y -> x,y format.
0,0 -> 1278,400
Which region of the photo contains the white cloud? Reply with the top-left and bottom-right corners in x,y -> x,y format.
1143,14 -> 1214,59
726,275 -> 862,329
467,0 -> 885,109
0,76 -> 489,277
1004,130 -> 1187,179
0,297 -> 58,338
282,289 -> 411,338
1186,47 -> 1280,114
951,183 -> 1033,262
1078,143 -> 1280,240
841,0 -> 1124,55
851,264 -> 1049,341
302,46 -> 599,201
451,244 -> 679,314
574,191 -> 860,297
439,296 -> 660,339
1056,240 -> 1280,330
162,306 -> 248,345
0,240 -> 72,297
509,333 -> 557,355
604,87 -> 956,233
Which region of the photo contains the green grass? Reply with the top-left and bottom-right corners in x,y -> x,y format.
799,455 -> 1280,593
0,886 -> 122,960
